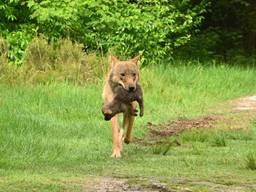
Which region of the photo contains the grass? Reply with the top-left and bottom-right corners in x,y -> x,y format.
1,63 -> 256,191
246,152 -> 256,170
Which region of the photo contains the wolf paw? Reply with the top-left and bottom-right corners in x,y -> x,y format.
124,137 -> 131,144
111,148 -> 121,158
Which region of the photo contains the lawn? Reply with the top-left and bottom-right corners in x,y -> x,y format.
0,63 -> 256,191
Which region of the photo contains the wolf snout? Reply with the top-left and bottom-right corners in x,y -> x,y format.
128,85 -> 135,92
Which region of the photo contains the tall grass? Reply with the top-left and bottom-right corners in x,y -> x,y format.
1,63 -> 256,170
0,36 -> 108,85
0,37 -> 8,65
246,152 -> 256,170
1,43 -> 256,190
141,63 -> 256,121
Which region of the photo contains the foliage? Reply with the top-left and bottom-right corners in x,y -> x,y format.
0,0 -> 209,65
1,0 -> 256,63
175,0 -> 256,60
6,28 -> 35,65
29,0 -> 208,62
0,0 -> 36,65
0,36 -> 103,85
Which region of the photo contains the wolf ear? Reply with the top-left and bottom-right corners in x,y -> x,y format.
109,55 -> 119,68
131,55 -> 140,65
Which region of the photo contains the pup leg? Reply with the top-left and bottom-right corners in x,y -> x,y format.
128,103 -> 138,116
124,102 -> 136,144
138,98 -> 144,117
111,114 -> 121,158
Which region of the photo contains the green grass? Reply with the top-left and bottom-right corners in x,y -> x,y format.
1,63 -> 256,191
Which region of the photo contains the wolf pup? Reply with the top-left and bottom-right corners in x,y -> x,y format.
102,83 -> 144,121
102,55 -> 142,158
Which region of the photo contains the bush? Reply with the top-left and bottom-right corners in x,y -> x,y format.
26,0 -> 209,64
0,38 -> 17,84
20,36 -> 96,84
1,1 -> 209,64
0,36 -> 105,85
0,37 -> 8,65
23,35 -> 55,71
0,38 -> 19,84
54,38 -> 95,84
5,28 -> 34,65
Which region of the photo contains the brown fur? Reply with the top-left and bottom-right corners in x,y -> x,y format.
102,83 -> 144,121
102,55 -> 142,158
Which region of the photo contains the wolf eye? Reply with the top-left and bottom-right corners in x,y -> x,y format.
132,73 -> 136,77
120,73 -> 125,77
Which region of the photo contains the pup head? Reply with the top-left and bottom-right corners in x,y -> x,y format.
109,55 -> 140,92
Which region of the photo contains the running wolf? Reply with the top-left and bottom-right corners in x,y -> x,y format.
102,55 -> 142,158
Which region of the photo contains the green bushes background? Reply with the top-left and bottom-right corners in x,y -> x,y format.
0,0 -> 255,68
0,0 -> 208,65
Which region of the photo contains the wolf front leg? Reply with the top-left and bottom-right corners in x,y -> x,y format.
111,114 -> 122,158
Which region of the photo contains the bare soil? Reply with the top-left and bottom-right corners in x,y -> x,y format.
83,177 -> 167,192
83,177 -> 256,192
231,96 -> 256,111
146,115 -> 220,137
141,95 -> 256,143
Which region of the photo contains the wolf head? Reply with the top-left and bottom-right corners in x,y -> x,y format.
109,55 -> 140,92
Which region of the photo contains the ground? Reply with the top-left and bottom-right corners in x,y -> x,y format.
83,95 -> 256,192
1,65 -> 256,192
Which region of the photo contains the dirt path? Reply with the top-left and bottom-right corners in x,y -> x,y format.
142,95 -> 256,143
83,177 -> 176,192
83,177 -> 256,192
84,96 -> 256,192
232,96 -> 256,111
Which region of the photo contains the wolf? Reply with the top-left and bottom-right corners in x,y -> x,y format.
102,83 -> 144,121
102,55 -> 142,158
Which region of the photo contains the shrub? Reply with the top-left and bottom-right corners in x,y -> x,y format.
27,0 -> 209,64
0,37 -> 19,84
54,38 -> 94,84
19,36 -> 98,84
1,1 -> 209,64
85,52 -> 109,81
0,37 -> 8,65
23,35 -> 55,71
5,28 -> 34,65
0,38 -> 17,84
